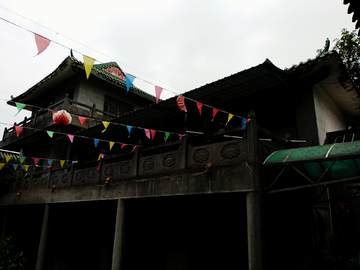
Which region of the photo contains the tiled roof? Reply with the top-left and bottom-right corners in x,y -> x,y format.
344,0 -> 360,35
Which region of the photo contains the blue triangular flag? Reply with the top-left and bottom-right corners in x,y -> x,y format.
94,139 -> 100,147
127,126 -> 133,138
242,118 -> 247,130
126,73 -> 136,93
13,164 -> 18,170
47,159 -> 53,166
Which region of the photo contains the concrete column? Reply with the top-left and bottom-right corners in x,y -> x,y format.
111,199 -> 125,270
245,111 -> 264,270
246,192 -> 263,270
36,204 -> 50,270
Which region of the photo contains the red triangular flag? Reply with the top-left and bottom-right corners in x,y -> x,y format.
151,130 -> 156,140
78,116 -> 87,128
35,34 -> 51,55
196,102 -> 203,116
212,108 -> 219,121
97,165 -> 101,172
15,125 -> 24,137
34,158 -> 40,166
121,144 -> 128,149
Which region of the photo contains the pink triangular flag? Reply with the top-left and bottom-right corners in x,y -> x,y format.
78,116 -> 87,128
131,146 -> 137,152
212,108 -> 219,121
34,158 -> 40,166
196,102 -> 203,116
35,34 -> 51,55
151,130 -> 156,140
144,129 -> 150,139
15,125 -> 24,137
121,144 -> 128,149
155,86 -> 163,104
68,134 -> 74,143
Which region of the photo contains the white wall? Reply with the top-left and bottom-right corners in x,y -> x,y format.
313,84 -> 347,145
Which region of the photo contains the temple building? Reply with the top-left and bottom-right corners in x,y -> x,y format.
1,50 -> 360,270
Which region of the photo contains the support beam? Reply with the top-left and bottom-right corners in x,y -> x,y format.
35,204 -> 50,270
111,199 -> 125,270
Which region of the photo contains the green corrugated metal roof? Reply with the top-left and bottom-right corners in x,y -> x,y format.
264,140 -> 360,182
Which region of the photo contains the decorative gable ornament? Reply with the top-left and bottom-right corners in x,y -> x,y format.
53,110 -> 72,126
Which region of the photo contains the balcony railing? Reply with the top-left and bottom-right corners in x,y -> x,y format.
2,95 -> 119,141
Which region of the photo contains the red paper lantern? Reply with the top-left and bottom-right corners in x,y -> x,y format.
53,110 -> 72,126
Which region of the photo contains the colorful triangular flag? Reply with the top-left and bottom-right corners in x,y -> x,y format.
13,164 -> 18,171
126,73 -> 136,93
94,139 -> 100,147
155,86 -> 163,104
34,158 -> 40,166
102,121 -> 110,133
144,129 -> 150,139
60,160 -> 65,167
15,125 -> 24,137
0,163 -> 5,170
121,144 -> 128,149
68,134 -> 74,143
47,131 -> 54,138
15,102 -> 26,115
196,102 -> 203,116
226,114 -> 234,125
127,126 -> 133,138
151,130 -> 156,140
24,165 -> 30,172
212,108 -> 219,122
5,155 -> 11,163
242,118 -> 247,130
19,157 -> 25,164
48,159 -> 53,166
78,116 -> 87,128
164,132 -> 170,142
109,141 -> 115,151
83,55 -> 95,79
178,134 -> 186,142
34,33 -> 51,55
131,146 -> 137,152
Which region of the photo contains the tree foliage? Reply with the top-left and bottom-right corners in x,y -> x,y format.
0,236 -> 26,270
333,29 -> 360,89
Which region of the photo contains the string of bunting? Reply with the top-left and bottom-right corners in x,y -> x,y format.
1,13 -> 248,121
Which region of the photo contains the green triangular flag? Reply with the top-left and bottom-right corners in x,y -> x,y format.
165,132 -> 170,142
47,131 -> 54,138
15,102 -> 26,115
19,157 -> 25,164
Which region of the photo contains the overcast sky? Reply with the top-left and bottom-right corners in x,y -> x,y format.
0,0 -> 357,135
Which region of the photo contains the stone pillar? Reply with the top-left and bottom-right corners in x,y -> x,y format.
36,204 -> 50,270
245,111 -> 264,270
111,199 -> 125,270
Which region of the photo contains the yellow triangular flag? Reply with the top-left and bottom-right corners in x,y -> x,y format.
5,155 -> 11,163
109,141 -> 115,151
83,55 -> 95,79
24,165 -> 30,171
98,154 -> 102,161
60,160 -> 65,167
102,121 -> 110,133
226,114 -> 234,125
0,163 -> 4,170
